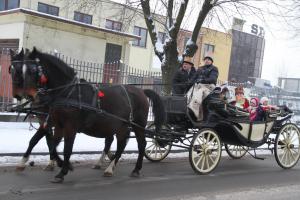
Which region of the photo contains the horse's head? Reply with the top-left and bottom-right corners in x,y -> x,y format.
9,47 -> 48,101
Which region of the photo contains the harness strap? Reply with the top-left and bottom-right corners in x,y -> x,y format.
121,85 -> 134,122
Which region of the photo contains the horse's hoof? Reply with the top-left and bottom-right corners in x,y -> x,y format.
92,165 -> 101,170
43,165 -> 54,171
56,161 -> 63,168
68,164 -> 74,171
51,177 -> 64,183
15,166 -> 25,172
103,172 -> 113,177
130,171 -> 140,178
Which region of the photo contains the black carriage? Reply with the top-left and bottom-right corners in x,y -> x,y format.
144,90 -> 300,174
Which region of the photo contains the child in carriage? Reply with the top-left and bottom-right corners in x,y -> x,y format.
230,86 -> 249,110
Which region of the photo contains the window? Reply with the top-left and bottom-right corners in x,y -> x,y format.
74,11 -> 92,24
158,32 -> 166,43
0,0 -> 19,11
38,2 -> 59,16
133,26 -> 147,47
183,37 -> 190,49
105,19 -> 122,31
203,44 -> 215,58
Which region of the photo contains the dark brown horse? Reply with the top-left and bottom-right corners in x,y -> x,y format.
9,49 -> 114,172
10,47 -> 165,183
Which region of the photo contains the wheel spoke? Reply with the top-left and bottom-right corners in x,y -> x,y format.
201,155 -> 206,170
205,154 -> 209,170
146,143 -> 155,150
196,154 -> 203,167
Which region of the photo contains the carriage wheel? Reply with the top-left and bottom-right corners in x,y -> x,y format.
144,124 -> 172,162
225,144 -> 248,159
275,123 -> 300,169
189,128 -> 222,174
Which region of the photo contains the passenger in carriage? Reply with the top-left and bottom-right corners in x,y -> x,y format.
220,87 -> 230,103
249,97 -> 259,121
172,56 -> 196,95
231,86 -> 250,110
186,56 -> 219,121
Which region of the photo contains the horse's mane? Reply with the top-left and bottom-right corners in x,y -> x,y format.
34,50 -> 76,80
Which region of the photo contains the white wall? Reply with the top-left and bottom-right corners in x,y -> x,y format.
0,22 -> 25,50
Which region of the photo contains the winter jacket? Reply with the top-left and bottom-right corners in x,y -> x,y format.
172,67 -> 196,95
191,64 -> 219,85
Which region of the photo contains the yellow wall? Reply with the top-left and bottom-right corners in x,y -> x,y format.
200,28 -> 232,82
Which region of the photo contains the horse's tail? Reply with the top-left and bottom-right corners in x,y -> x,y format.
143,89 -> 165,132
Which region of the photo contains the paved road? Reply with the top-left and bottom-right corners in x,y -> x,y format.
0,155 -> 300,200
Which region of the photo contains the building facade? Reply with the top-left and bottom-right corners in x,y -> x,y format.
177,28 -> 232,82
228,29 -> 265,83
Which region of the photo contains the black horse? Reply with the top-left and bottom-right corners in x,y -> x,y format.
10,47 -> 165,183
9,49 -> 114,171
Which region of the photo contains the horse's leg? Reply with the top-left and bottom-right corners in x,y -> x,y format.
44,127 -> 55,171
52,132 -> 76,183
16,127 -> 47,171
50,134 -> 63,168
93,136 -> 114,169
104,131 -> 129,177
131,127 -> 146,177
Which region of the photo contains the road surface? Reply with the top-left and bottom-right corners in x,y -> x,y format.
0,154 -> 300,200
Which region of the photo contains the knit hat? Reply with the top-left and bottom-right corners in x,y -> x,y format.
260,97 -> 269,105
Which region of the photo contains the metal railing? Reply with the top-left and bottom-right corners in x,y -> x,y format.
1,49 -> 300,113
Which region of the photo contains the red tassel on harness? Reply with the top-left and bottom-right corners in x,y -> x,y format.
98,91 -> 105,98
40,74 -> 48,85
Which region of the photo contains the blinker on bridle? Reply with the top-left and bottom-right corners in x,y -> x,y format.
10,60 -> 48,87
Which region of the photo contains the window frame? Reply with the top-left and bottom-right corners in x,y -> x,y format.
37,2 -> 59,16
133,26 -> 148,48
73,11 -> 93,25
203,43 -> 215,59
0,0 -> 20,11
105,19 -> 122,32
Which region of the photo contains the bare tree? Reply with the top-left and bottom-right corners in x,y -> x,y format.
138,0 -> 296,94
57,0 -> 292,93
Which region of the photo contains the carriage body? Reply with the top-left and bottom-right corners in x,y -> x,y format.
146,91 -> 300,174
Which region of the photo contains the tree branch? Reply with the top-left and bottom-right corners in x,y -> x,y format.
140,0 -> 164,61
169,0 -> 189,39
184,0 -> 215,57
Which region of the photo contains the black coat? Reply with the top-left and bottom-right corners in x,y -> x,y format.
191,64 -> 219,85
172,67 -> 196,95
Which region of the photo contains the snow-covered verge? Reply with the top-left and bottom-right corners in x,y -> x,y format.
0,122 -> 273,167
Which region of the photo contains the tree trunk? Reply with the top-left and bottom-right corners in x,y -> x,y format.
161,40 -> 180,95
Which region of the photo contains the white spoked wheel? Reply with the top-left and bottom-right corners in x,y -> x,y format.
275,123 -> 300,169
144,124 -> 172,162
225,144 -> 248,159
189,128 -> 222,175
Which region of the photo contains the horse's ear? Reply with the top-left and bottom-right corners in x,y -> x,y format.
32,47 -> 38,54
9,49 -> 15,57
19,48 -> 24,57
25,48 -> 30,56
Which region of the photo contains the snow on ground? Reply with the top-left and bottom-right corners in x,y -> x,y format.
0,122 -> 140,154
0,122 -> 273,167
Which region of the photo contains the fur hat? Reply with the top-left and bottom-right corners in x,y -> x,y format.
260,97 -> 269,105
203,56 -> 214,63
